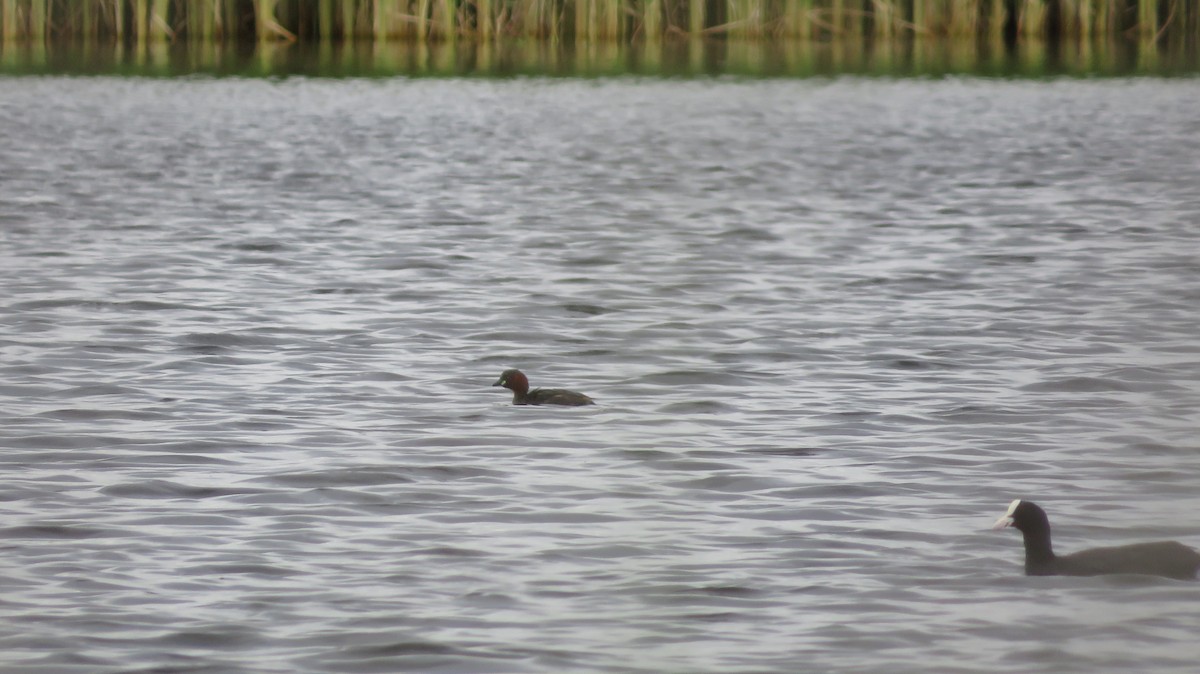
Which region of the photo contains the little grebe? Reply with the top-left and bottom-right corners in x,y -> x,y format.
492,369 -> 595,406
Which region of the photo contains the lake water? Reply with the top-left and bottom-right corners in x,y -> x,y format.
1,66 -> 1200,673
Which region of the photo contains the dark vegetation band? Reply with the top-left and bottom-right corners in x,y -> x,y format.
0,0 -> 1196,42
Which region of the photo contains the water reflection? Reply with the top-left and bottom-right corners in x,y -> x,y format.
1,36 -> 1196,77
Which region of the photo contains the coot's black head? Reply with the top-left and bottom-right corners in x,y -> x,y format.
993,499 -> 1051,535
994,499 -> 1057,569
492,369 -> 529,394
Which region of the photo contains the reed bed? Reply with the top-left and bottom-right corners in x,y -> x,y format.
0,0 -> 1196,43
5,34 -> 1187,76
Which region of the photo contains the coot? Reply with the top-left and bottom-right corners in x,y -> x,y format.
993,499 -> 1200,580
492,369 -> 595,406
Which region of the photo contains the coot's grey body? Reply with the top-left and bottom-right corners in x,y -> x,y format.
1028,540 -> 1199,579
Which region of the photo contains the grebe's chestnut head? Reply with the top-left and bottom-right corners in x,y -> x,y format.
492,369 -> 530,395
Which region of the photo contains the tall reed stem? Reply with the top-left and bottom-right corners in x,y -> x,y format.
2,0 -> 18,41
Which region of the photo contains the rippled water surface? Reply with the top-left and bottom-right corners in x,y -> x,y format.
2,75 -> 1200,673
